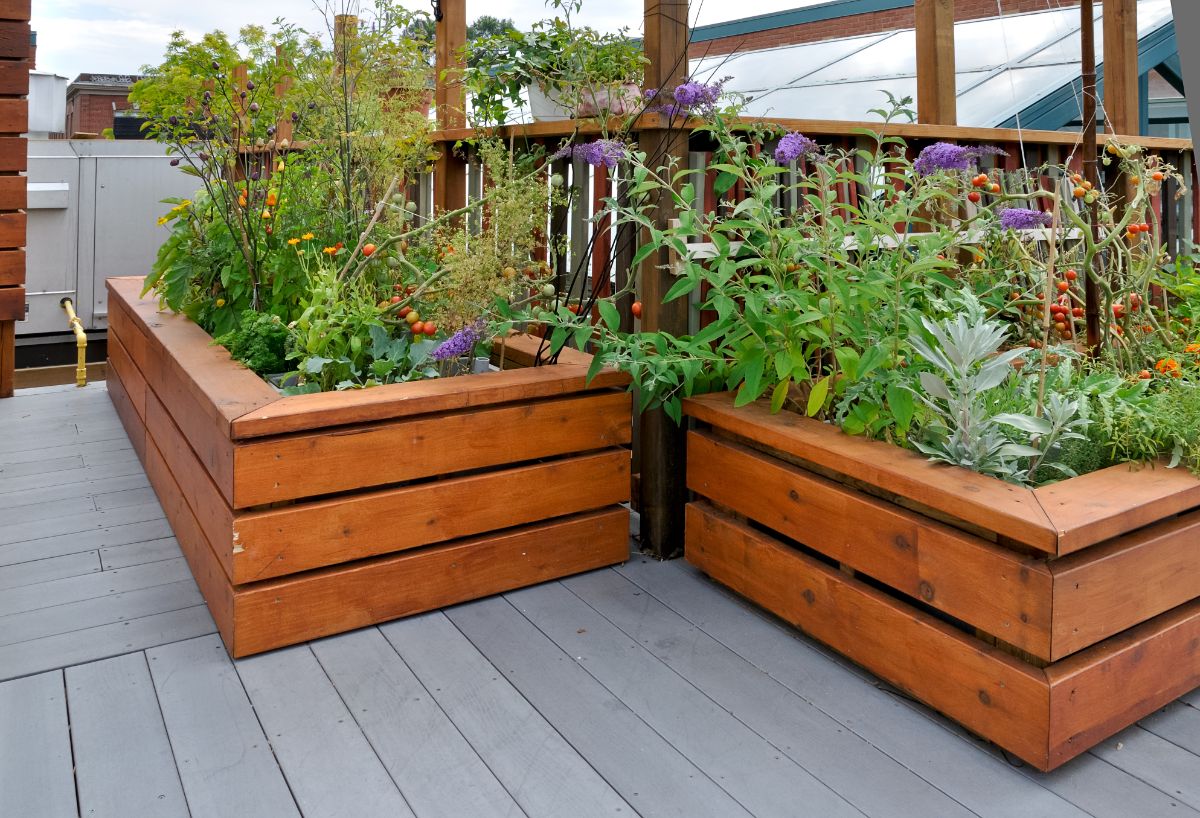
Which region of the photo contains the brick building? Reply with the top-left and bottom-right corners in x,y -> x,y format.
64,74 -> 143,137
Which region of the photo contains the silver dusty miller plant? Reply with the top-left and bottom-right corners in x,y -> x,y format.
909,315 -> 1089,485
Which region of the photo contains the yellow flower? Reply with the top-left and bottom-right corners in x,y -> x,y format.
302,232 -> 315,240
156,215 -> 170,226
322,246 -> 337,255
1155,358 -> 1182,377
287,237 -> 301,246
1186,343 -> 1200,354
215,298 -> 226,308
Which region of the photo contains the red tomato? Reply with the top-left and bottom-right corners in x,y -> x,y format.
410,321 -> 424,334
631,301 -> 643,319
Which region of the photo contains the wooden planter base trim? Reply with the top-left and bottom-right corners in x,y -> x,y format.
686,501 -> 1200,771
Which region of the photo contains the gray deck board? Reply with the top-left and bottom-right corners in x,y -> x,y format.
236,643 -> 417,818
0,671 -> 77,818
148,635 -> 301,818
0,548 -> 100,590
445,596 -> 756,818
564,568 -> 975,818
311,628 -> 526,818
383,612 -> 632,818
67,652 -> 190,818
507,580 -> 866,818
615,557 -> 1094,818
3,381 -> 1200,818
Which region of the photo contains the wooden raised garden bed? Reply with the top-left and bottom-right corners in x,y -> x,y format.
106,277 -> 632,658
684,391 -> 1200,771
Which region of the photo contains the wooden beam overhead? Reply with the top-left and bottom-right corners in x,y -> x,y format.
915,0 -> 956,126
1103,0 -> 1139,135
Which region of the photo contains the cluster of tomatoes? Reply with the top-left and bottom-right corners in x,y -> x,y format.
383,284 -> 437,336
1069,173 -> 1095,202
966,173 -> 1001,204
1125,221 -> 1153,243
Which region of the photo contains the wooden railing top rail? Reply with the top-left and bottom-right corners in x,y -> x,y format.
432,112 -> 1193,151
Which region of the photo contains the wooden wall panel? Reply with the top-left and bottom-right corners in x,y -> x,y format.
0,0 -> 24,400
0,284 -> 21,320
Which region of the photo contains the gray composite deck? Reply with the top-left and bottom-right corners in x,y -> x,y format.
1,383 -> 1199,818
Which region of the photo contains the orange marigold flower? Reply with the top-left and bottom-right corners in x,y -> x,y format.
1185,343 -> 1200,354
322,246 -> 337,255
287,237 -> 301,246
1155,358 -> 1182,377
302,232 -> 315,240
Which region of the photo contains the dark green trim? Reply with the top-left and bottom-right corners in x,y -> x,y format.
1000,21 -> 1176,133
1157,54 -> 1185,95
691,0 -> 911,43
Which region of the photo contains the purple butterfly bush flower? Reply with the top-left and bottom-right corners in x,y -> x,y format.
551,139 -> 627,169
646,77 -> 728,118
774,132 -> 820,164
998,207 -> 1052,230
431,320 -> 486,361
913,142 -> 1007,176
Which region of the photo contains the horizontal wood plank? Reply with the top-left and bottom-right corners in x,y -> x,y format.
1035,462 -> 1200,555
0,139 -> 24,173
1050,509 -> 1200,659
106,330 -> 145,423
232,448 -> 630,582
231,507 -> 629,656
233,390 -> 632,507
685,501 -> 1051,768
1046,599 -> 1200,769
687,431 -> 1054,658
683,392 -> 1057,552
0,173 -> 24,208
0,60 -> 28,94
0,99 -> 28,133
0,209 -> 22,247
231,363 -> 627,439
0,248 -> 21,286
0,20 -> 28,58
105,363 -> 145,463
0,284 -> 21,320
0,1 -> 30,23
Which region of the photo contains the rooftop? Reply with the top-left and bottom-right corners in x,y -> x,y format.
2,383 -> 1199,817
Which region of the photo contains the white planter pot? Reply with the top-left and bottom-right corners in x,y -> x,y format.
527,84 -> 572,122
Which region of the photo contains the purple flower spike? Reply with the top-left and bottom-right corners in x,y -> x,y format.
774,132 -> 820,164
999,207 -> 1052,230
913,142 -> 1008,176
551,139 -> 627,169
431,320 -> 486,361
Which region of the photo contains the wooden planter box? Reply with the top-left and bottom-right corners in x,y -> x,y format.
684,392 -> 1200,771
106,277 -> 632,657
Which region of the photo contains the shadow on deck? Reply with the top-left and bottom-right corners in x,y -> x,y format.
1,383 -> 1199,818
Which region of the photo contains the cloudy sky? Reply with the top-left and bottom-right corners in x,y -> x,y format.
32,0 -> 830,80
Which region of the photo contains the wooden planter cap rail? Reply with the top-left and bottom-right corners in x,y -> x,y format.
107,277 -> 631,440
683,392 -> 1200,556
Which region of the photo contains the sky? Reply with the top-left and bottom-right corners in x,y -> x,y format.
32,0 -> 832,81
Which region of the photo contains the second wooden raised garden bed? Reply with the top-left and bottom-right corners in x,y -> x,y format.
684,391 -> 1200,771
106,276 -> 632,658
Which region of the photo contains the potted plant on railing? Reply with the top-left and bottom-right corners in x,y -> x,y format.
528,89 -> 1200,771
461,0 -> 645,125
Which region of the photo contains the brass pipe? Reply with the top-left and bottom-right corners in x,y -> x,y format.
59,297 -> 87,388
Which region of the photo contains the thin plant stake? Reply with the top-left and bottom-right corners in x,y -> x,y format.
338,174 -> 400,281
1037,192 -> 1063,420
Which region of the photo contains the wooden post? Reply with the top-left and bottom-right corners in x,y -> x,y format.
433,0 -> 467,214
637,0 -> 689,559
915,0 -> 956,125
1102,0 -> 1138,136
0,3 -> 29,398
1081,0 -> 1103,352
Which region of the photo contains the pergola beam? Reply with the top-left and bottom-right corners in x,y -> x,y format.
1103,0 -> 1139,135
915,0 -> 956,125
433,0 -> 467,213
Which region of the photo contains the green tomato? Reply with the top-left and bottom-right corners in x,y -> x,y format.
540,283 -> 556,298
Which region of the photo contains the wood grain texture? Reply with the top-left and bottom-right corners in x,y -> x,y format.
231,507 -> 628,657
232,448 -> 630,581
1050,510 -> 1200,659
0,174 -> 25,209
232,390 -> 632,507
231,361 -> 627,439
685,501 -> 1052,768
687,431 -> 1054,658
143,436 -> 235,650
1035,461 -> 1200,555
106,330 -> 145,423
0,318 -> 10,398
1046,599 -> 1200,769
0,1 -> 30,23
105,362 -> 145,463
0,284 -> 21,321
0,138 -> 25,173
0,61 -> 29,95
0,248 -> 21,286
0,21 -> 29,59
915,0 -> 956,125
145,390 -> 235,582
0,210 -> 23,247
683,392 -> 1058,552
